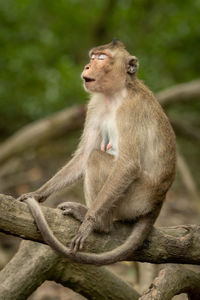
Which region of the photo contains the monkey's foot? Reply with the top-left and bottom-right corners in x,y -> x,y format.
70,217 -> 94,252
58,202 -> 87,222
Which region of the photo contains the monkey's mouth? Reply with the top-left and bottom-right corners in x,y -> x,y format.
83,77 -> 96,83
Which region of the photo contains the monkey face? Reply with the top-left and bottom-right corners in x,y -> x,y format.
81,50 -> 126,95
81,41 -> 139,95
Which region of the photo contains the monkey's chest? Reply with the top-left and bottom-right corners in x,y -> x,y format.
101,116 -> 118,156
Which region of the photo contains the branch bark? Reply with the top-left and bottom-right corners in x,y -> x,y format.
139,265 -> 200,300
0,240 -> 139,300
0,194 -> 200,265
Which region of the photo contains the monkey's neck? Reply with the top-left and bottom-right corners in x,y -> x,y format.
127,76 -> 154,99
93,88 -> 128,107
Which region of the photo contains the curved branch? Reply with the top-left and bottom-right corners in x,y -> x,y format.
140,265 -> 200,300
0,241 -> 59,300
171,118 -> 200,142
156,79 -> 200,106
0,105 -> 85,165
0,194 -> 200,265
0,240 -> 139,300
177,150 -> 200,212
54,258 -> 140,300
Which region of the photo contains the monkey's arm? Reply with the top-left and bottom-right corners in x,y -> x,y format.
18,109 -> 102,202
18,154 -> 86,202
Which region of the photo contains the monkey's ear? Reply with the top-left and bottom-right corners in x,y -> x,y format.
127,56 -> 139,75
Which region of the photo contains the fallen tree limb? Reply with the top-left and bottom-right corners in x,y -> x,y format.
0,105 -> 85,165
0,194 -> 200,265
140,265 -> 200,300
0,240 -> 139,300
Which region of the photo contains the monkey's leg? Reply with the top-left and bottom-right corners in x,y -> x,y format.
58,202 -> 87,222
84,149 -> 114,233
58,150 -> 114,231
69,150 -> 115,252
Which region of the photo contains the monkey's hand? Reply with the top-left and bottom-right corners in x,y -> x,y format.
70,216 -> 95,253
17,191 -> 45,203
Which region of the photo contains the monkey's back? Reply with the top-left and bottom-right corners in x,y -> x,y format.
118,83 -> 176,192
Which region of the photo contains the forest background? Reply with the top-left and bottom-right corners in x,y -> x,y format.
0,1 -> 200,299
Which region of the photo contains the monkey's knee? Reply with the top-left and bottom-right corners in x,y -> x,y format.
58,202 -> 87,222
94,213 -> 113,233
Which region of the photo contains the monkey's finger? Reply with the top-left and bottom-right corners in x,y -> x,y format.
70,234 -> 82,253
17,194 -> 29,202
79,236 -> 86,250
62,208 -> 72,215
57,203 -> 69,210
74,237 -> 82,252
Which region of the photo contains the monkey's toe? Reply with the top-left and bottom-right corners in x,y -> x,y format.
58,202 -> 87,222
18,193 -> 34,202
62,208 -> 73,215
58,202 -> 75,210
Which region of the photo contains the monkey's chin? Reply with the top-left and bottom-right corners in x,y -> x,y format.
83,83 -> 96,93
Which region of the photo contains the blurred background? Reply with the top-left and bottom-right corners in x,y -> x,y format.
0,0 -> 200,299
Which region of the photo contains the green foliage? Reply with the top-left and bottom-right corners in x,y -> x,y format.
0,0 -> 199,135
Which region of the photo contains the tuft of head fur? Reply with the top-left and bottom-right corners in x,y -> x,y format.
91,39 -> 126,53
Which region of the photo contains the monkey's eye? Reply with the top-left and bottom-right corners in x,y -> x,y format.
98,54 -> 107,60
91,54 -> 96,60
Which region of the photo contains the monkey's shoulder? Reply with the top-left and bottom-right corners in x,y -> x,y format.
117,92 -> 161,121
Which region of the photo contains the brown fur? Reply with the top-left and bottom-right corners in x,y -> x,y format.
19,40 -> 176,265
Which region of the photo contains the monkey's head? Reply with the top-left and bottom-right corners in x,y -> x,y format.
81,40 -> 139,95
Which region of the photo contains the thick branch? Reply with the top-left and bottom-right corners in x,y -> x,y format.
54,258 -> 139,300
0,105 -> 85,164
156,79 -> 200,106
0,240 -> 139,300
0,241 -> 59,300
140,265 -> 200,300
0,194 -> 200,265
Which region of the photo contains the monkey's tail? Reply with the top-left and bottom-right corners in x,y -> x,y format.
25,197 -> 154,266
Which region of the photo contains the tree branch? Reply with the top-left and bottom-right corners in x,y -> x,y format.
54,256 -> 140,300
0,194 -> 200,265
0,240 -> 139,300
177,150 -> 200,212
139,265 -> 200,300
0,105 -> 85,165
156,79 -> 200,107
171,118 -> 200,142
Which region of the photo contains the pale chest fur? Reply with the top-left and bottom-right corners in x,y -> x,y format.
101,111 -> 118,156
89,90 -> 127,157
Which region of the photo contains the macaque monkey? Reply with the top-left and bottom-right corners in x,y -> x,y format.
18,39 -> 176,265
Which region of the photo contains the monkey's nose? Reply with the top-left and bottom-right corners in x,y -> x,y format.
85,64 -> 90,70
